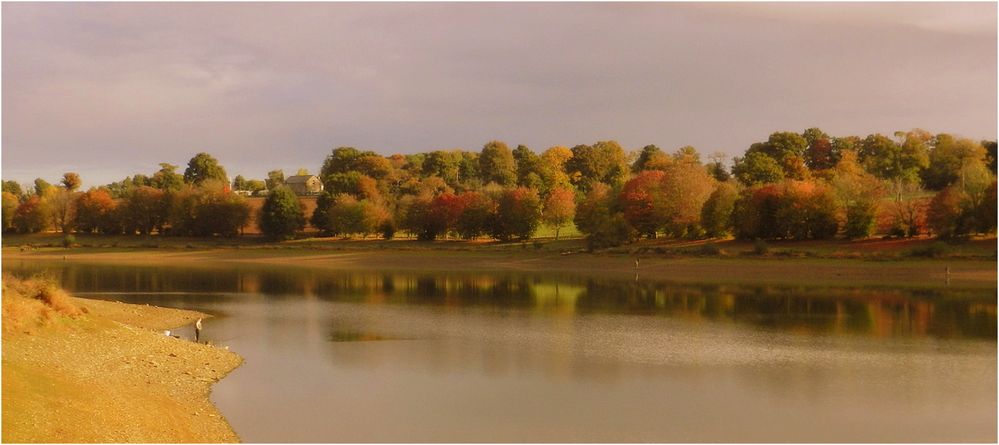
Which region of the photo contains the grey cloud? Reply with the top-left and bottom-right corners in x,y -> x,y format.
2,2 -> 995,188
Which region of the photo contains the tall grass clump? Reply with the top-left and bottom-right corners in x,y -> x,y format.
2,274 -> 81,333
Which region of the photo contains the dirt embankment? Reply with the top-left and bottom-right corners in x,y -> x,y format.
2,276 -> 242,443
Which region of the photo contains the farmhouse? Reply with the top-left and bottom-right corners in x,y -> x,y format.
285,175 -> 323,195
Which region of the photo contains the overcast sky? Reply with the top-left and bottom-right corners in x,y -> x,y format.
3,2 -> 996,188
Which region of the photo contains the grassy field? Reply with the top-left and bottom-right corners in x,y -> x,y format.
2,276 -> 241,443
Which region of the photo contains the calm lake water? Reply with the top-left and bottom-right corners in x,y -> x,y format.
5,259 -> 996,442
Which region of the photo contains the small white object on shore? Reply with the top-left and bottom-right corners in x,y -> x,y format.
164,330 -> 171,336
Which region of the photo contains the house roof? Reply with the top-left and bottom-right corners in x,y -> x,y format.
285,175 -> 318,184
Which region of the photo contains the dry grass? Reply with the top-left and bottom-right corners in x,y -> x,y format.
2,274 -> 82,334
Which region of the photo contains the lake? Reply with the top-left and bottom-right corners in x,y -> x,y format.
4,259 -> 996,442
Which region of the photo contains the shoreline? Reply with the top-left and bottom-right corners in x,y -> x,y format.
2,283 -> 243,443
4,244 -> 996,289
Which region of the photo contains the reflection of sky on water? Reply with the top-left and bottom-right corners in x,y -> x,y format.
4,261 -> 996,442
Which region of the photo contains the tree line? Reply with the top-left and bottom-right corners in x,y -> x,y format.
3,128 -> 996,246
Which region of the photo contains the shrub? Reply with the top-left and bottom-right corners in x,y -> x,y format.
62,234 -> 75,248
699,242 -> 721,256
909,242 -> 950,258
753,239 -> 770,255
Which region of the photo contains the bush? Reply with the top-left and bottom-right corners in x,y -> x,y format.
909,242 -> 950,258
699,242 -> 721,256
62,234 -> 76,248
753,239 -> 770,255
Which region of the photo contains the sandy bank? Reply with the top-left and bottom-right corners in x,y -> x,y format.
2,278 -> 242,443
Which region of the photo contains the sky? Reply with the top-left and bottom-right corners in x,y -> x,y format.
2,2 -> 997,188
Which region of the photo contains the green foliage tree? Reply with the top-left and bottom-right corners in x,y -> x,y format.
479,141 -> 517,186
2,192 -> 19,232
260,185 -> 306,240
183,153 -> 228,185
859,132 -> 929,187
266,170 -> 285,190
2,181 -> 23,197
513,144 -> 541,187
983,140 -> 997,174
152,163 -> 185,191
700,181 -> 739,237
732,152 -> 785,186
33,178 -> 53,197
922,134 -> 988,190
232,175 -> 249,191
423,150 -> 463,186
566,141 -> 629,190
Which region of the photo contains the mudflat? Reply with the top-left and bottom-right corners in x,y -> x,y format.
2,279 -> 242,443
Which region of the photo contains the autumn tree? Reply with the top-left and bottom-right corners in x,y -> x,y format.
542,187 -> 576,240
829,151 -> 882,239
455,191 -> 496,240
61,172 -> 82,192
574,182 -> 635,249
619,170 -> 667,237
120,186 -> 168,235
40,186 -> 77,233
803,127 -> 838,171
489,187 -> 542,241
75,188 -> 121,234
538,146 -> 573,193
261,186 -> 306,240
13,196 -> 47,233
926,186 -> 967,238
